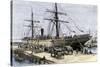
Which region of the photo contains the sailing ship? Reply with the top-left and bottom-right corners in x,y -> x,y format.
22,3 -> 92,51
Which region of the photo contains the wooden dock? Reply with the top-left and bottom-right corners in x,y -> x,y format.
16,50 -> 96,64
13,45 -> 96,64
24,51 -> 55,64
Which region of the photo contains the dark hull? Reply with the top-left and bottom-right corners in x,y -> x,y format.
53,34 -> 91,50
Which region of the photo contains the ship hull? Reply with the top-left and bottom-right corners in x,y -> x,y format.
23,34 -> 91,51
53,34 -> 91,50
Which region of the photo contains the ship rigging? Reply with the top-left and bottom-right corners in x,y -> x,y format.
22,3 -> 91,51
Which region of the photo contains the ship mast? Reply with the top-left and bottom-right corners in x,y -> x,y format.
25,8 -> 40,39
31,11 -> 34,38
55,3 -> 59,38
45,3 -> 68,38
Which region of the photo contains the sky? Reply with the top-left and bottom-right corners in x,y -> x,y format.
12,0 -> 97,40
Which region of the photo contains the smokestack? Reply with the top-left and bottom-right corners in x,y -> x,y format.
41,28 -> 44,37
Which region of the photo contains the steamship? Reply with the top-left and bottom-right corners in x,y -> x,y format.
22,3 -> 91,50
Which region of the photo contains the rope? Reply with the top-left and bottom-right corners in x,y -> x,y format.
75,37 -> 84,49
62,23 -> 76,33
58,4 -> 84,33
68,15 -> 84,33
50,22 -> 55,36
24,28 -> 31,37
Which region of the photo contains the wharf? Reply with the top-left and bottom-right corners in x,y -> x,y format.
24,51 -> 96,64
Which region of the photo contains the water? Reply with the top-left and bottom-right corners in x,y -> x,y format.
12,56 -> 36,66
88,47 -> 97,54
